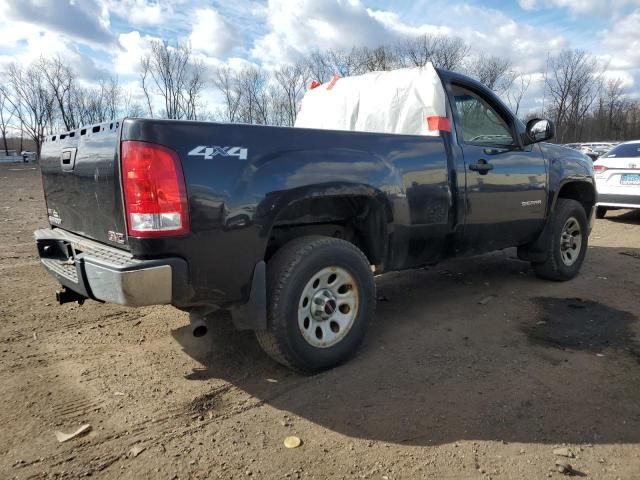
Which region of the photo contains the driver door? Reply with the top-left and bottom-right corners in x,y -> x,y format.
449,83 -> 547,253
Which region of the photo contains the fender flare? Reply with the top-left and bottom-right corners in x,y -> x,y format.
518,178 -> 596,262
259,182 -> 394,260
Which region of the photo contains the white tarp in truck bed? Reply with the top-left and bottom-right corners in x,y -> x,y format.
294,63 -> 450,136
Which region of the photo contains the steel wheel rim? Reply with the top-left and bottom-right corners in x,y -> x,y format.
297,266 -> 359,348
560,216 -> 582,266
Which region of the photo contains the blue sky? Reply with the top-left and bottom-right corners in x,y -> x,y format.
0,0 -> 638,115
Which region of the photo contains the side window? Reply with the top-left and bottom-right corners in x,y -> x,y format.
451,84 -> 514,146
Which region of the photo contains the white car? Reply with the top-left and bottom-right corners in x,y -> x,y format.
594,140 -> 640,218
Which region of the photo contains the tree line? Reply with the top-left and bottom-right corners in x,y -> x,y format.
0,57 -> 133,158
2,34 -> 639,159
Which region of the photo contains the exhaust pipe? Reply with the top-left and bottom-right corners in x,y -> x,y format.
189,312 -> 208,338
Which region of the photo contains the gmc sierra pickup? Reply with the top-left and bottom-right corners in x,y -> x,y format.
35,69 -> 595,372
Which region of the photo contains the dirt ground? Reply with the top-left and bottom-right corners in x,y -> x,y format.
1,163 -> 639,480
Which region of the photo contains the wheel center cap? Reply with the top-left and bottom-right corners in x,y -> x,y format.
324,299 -> 337,315
311,289 -> 337,321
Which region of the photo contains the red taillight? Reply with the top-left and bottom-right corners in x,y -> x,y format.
121,140 -> 189,237
593,164 -> 608,173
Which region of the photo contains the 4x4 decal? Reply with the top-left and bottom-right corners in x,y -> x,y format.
188,145 -> 248,160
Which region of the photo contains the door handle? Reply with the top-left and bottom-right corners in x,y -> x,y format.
60,148 -> 77,171
469,159 -> 493,174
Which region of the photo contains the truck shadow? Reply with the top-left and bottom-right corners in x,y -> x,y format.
172,246 -> 640,446
601,209 -> 640,225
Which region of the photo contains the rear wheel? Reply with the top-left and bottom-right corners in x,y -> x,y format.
533,198 -> 588,281
256,236 -> 375,373
596,206 -> 607,219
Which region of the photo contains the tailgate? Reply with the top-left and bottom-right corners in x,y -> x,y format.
40,121 -> 129,249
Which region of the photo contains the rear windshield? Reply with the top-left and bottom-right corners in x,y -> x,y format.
603,143 -> 640,158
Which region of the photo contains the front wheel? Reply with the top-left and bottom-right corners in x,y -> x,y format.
532,198 -> 589,281
256,236 -> 375,373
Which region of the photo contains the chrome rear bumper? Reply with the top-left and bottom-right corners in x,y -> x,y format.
35,228 -> 187,306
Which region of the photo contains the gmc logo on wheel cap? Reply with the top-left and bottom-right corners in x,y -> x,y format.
188,145 -> 248,160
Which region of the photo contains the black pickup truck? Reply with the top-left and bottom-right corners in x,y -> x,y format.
35,69 -> 595,372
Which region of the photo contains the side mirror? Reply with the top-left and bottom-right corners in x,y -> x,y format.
524,118 -> 555,145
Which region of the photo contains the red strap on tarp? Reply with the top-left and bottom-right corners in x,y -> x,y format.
427,116 -> 451,132
327,74 -> 340,90
309,80 -> 321,90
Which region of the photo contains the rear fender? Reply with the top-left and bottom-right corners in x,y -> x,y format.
248,147 -> 400,252
229,149 -> 399,331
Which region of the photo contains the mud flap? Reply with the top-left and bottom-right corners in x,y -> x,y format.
231,261 -> 267,330
517,217 -> 552,263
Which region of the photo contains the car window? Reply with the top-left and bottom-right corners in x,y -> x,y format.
451,84 -> 514,146
602,143 -> 640,158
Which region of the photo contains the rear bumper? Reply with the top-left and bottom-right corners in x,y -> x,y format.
35,228 -> 188,306
596,193 -> 640,209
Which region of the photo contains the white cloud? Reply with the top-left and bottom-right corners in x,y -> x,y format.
443,4 -> 568,72
367,9 -> 452,37
114,30 -> 156,76
519,0 -> 635,16
105,0 -> 166,26
189,8 -> 235,57
602,70 -> 635,89
0,1 -> 108,79
251,0 -> 400,66
601,8 -> 640,69
1,0 -> 114,47
518,0 -> 537,9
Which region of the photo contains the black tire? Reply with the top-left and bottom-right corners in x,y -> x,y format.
596,206 -> 607,219
256,236 -> 375,373
533,198 -> 588,281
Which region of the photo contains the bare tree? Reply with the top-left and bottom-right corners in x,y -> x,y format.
397,34 -> 470,71
101,77 -> 121,121
140,41 -> 206,120
353,46 -> 398,73
545,49 -> 604,142
39,57 -> 77,130
69,79 -> 119,126
236,67 -> 270,124
140,59 -> 155,118
602,78 -> 625,138
0,85 -> 16,155
467,55 -> 514,94
5,63 -> 55,159
396,35 -> 436,68
306,51 -> 334,83
506,73 -> 531,116
126,103 -> 146,118
324,48 -> 363,77
212,66 -> 243,123
303,46 -> 399,84
274,64 -> 308,126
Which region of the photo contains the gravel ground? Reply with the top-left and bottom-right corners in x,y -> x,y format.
1,163 -> 639,479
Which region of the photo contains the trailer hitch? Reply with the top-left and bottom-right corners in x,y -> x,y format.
56,287 -> 87,305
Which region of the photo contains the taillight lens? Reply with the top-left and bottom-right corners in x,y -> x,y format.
121,140 -> 189,237
593,165 -> 608,173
